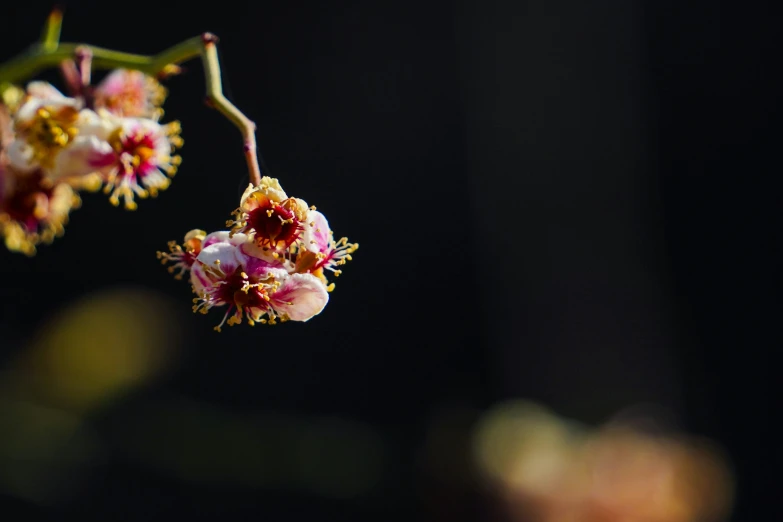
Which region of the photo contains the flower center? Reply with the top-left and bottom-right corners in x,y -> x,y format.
216,268 -> 271,310
246,199 -> 302,249
2,172 -> 54,231
23,106 -> 80,170
110,129 -> 157,175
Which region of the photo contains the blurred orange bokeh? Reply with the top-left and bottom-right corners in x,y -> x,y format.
474,401 -> 734,522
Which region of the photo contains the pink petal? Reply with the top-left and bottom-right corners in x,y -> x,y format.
303,210 -> 332,254
96,69 -> 144,97
238,241 -> 288,278
202,231 -> 232,249
49,135 -> 115,181
195,241 -> 242,276
190,262 -> 213,295
270,273 -> 329,322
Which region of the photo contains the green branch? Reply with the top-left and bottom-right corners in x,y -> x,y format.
0,16 -> 261,185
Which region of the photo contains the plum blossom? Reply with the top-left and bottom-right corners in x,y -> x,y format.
94,69 -> 167,119
1,101 -> 82,255
189,231 -> 329,330
156,228 -> 207,280
161,176 -> 356,330
6,82 -> 115,182
295,209 -> 358,288
0,169 -> 81,256
228,177 -> 309,251
100,117 -> 183,209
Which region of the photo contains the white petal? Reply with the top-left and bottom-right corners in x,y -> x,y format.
15,95 -> 79,125
122,117 -> 162,136
239,176 -> 288,207
270,273 -> 329,321
239,241 -> 289,278
303,210 -> 333,254
202,231 -> 231,249
5,139 -> 38,173
196,241 -> 242,276
228,232 -> 249,246
258,176 -> 288,202
201,231 -> 249,249
26,81 -> 66,100
238,183 -> 256,206
190,262 -> 212,295
47,135 -> 115,181
77,109 -> 119,141
96,69 -> 143,95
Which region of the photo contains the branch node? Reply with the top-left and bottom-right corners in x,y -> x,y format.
201,33 -> 220,45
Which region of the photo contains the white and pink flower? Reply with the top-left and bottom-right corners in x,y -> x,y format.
189,231 -> 329,330
0,170 -> 81,256
99,117 -> 183,210
6,82 -> 115,183
162,177 -> 355,331
299,209 -> 358,278
228,178 -> 309,251
156,228 -> 207,280
94,69 -> 167,119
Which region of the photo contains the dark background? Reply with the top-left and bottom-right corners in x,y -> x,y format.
0,0 -> 779,520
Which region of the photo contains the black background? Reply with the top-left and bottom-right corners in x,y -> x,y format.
0,1 -> 779,520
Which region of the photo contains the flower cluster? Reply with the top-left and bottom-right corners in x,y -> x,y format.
0,70 -> 181,255
158,177 -> 357,330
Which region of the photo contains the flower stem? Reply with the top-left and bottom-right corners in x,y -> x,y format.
0,16 -> 262,186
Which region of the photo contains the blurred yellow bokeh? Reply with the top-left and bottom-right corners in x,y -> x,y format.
0,286 -> 183,503
3,286 -> 182,413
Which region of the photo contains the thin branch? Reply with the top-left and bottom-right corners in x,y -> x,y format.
200,35 -> 261,186
0,22 -> 262,185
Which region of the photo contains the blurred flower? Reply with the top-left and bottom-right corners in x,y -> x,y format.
6,82 -> 115,183
473,401 -> 734,522
0,169 -> 80,255
1,79 -> 183,217
93,69 -> 167,119
100,117 -> 182,209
